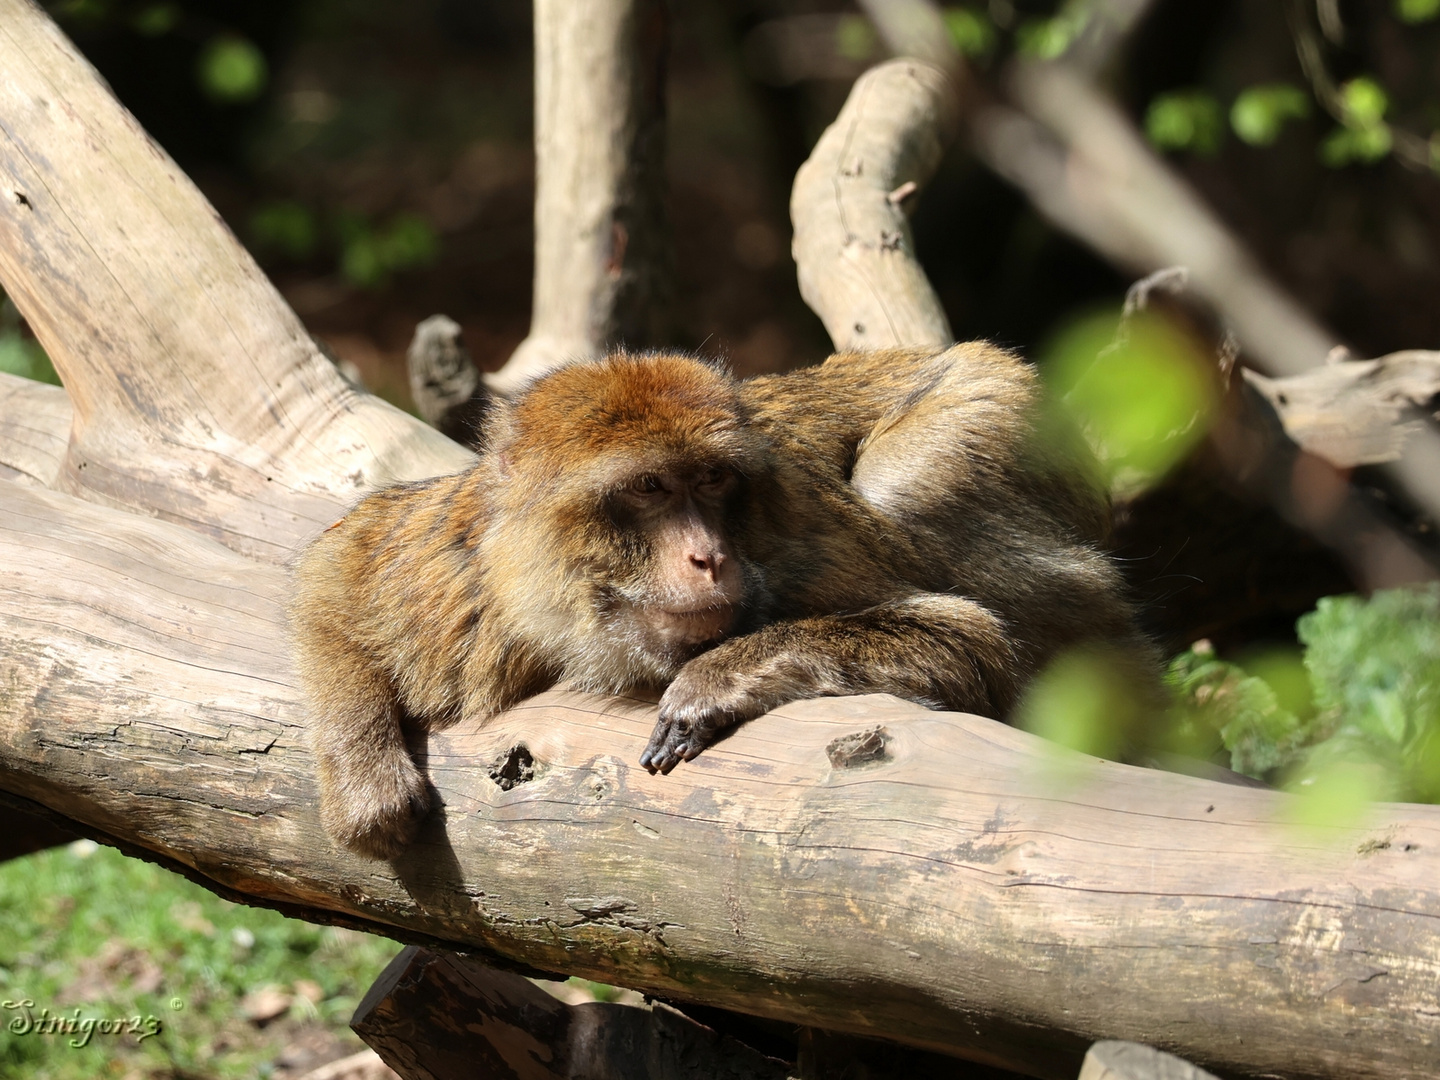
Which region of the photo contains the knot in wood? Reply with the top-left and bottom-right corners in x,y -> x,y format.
827,726 -> 889,769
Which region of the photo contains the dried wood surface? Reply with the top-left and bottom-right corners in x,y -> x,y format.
2,4 -> 1440,1079
352,946 -> 788,1080
495,0 -> 670,393
790,59 -> 957,352
2,468 -> 1439,1080
0,0 -> 471,564
1243,351 -> 1440,469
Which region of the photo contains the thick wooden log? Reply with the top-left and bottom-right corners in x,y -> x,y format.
2,478 -> 1439,1080
0,0 -> 471,562
351,946 -> 789,1080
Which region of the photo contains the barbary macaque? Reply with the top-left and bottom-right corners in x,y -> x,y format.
291,344 -> 1155,859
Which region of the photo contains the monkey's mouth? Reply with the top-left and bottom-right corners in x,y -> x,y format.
647,604 -> 736,645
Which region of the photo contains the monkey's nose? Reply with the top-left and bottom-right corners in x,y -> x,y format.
688,550 -> 725,581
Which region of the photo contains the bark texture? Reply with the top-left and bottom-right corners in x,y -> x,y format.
495,0 -> 670,394
790,59 -> 957,352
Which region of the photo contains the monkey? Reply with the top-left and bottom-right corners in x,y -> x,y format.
290,343 -> 1157,860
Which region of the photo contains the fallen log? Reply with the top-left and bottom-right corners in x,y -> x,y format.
2,3 -> 1440,1079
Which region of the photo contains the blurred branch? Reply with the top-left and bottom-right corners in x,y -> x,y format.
1284,0 -> 1433,173
853,0 -> 1440,587
976,62 -> 1336,379
1060,0 -> 1161,75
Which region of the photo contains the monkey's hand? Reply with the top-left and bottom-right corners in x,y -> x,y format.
641,646 -> 796,773
318,749 -> 432,861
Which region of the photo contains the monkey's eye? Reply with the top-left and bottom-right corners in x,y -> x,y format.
695,467 -> 734,494
630,474 -> 664,496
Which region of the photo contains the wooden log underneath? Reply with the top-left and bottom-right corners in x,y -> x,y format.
352,946 -> 790,1080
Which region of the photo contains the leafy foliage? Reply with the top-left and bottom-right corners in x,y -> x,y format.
0,296 -> 59,387
1145,90 -> 1225,155
0,841 -> 401,1079
1167,586 -> 1440,805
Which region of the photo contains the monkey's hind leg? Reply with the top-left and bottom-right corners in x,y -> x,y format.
301,634 -> 433,861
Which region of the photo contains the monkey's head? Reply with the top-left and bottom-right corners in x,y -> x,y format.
480,353 -> 771,690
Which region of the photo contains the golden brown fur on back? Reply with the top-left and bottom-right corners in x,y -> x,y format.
291,344 -> 1155,859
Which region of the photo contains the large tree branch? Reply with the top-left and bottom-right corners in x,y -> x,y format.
0,0 -> 471,561
3,480 -> 1439,1080
790,59 -> 957,351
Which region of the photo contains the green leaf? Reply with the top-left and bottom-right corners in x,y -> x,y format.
1145,90 -> 1225,155
1165,646 -> 1309,778
1297,585 -> 1440,802
1015,16 -> 1077,60
132,3 -> 179,36
834,15 -> 876,62
198,35 -> 268,103
943,8 -> 995,58
377,213 -> 439,271
1230,83 -> 1310,146
249,201 -> 318,261
1321,122 -> 1394,166
1396,0 -> 1440,23
1015,647 -> 1144,761
1340,77 -> 1388,125
1041,310 -> 1216,495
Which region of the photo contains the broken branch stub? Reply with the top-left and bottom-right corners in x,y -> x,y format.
791,58 -> 958,353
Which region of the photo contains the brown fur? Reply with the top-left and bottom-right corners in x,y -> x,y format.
291,344 -> 1155,859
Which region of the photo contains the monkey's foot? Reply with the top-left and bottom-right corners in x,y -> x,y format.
320,762 -> 432,861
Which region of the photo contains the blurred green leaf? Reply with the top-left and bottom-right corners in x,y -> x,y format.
1298,585 -> 1440,801
1016,648 -> 1143,761
1284,752 -> 1390,830
1322,123 -> 1393,166
249,201 -> 318,261
1042,310 -> 1215,495
53,0 -> 109,25
1230,83 -> 1310,146
1340,77 -> 1388,125
834,15 -> 876,62
378,213 -> 439,269
132,2 -> 179,36
1165,645 -> 1311,777
1396,0 -> 1440,24
0,297 -> 59,386
943,8 -> 995,59
1145,90 -> 1225,155
338,212 -> 438,288
198,35 -> 268,103
1015,16 -> 1077,59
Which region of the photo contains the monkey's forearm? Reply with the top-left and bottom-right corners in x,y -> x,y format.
641,594 -> 1020,772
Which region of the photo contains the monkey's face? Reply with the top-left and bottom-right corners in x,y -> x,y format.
600,464 -> 750,668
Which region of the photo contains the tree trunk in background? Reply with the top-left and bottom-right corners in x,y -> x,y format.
494,0 -> 671,393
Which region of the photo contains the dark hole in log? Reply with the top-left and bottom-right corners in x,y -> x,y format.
488,743 -> 536,790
